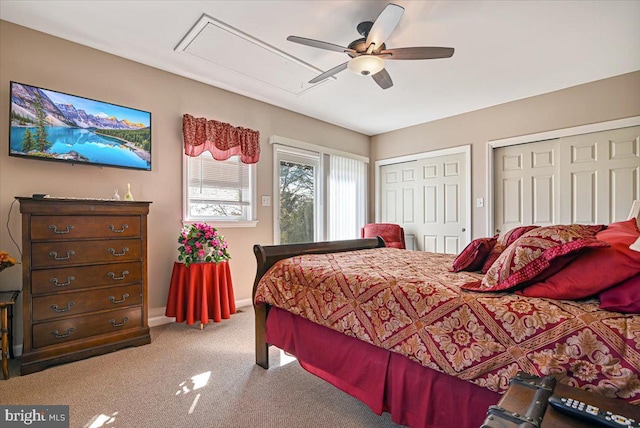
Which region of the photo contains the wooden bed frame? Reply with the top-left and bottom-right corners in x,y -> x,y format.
252,237 -> 385,369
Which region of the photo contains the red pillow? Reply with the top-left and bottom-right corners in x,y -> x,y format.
520,219 -> 640,300
462,224 -> 608,293
599,274 -> 640,314
480,225 -> 540,273
450,236 -> 498,272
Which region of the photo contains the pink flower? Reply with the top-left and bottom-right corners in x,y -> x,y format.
178,222 -> 230,267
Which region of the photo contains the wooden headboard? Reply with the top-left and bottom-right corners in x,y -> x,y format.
252,236 -> 386,369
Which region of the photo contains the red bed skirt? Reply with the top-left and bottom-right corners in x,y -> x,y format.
265,307 -> 500,428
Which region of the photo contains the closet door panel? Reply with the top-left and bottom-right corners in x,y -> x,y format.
559,126 -> 640,225
494,140 -> 557,234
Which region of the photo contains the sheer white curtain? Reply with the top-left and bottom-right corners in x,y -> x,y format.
328,155 -> 366,240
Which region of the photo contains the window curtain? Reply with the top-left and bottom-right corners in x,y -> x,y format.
328,155 -> 366,240
182,114 -> 260,164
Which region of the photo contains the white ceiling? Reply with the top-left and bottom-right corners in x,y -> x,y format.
1,1 -> 639,136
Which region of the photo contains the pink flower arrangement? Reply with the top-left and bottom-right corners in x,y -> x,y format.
177,223 -> 230,267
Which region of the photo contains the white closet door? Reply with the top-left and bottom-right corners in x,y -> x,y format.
558,126 -> 640,225
493,139 -> 558,235
493,126 -> 640,233
380,159 -> 418,233
380,153 -> 467,254
417,153 -> 467,254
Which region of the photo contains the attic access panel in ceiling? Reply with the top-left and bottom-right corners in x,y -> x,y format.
175,14 -> 332,95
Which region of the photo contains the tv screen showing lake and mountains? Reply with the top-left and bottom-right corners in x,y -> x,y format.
9,82 -> 151,171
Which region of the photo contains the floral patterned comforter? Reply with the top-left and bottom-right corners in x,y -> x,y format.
254,248 -> 640,403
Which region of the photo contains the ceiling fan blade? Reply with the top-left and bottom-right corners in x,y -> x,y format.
287,36 -> 356,54
380,47 -> 455,60
366,3 -> 404,50
372,68 -> 393,90
309,61 -> 349,84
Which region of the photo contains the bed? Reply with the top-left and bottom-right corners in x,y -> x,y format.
252,219 -> 640,428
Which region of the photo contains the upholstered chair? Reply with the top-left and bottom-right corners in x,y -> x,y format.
361,223 -> 406,249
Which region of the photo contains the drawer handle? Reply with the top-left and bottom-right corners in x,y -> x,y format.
109,224 -> 129,233
49,250 -> 75,261
49,224 -> 74,234
51,328 -> 75,339
108,293 -> 130,304
108,270 -> 129,281
109,317 -> 129,328
51,301 -> 75,312
50,276 -> 75,287
108,247 -> 129,257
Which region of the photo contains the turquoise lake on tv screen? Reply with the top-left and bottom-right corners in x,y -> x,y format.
10,127 -> 150,170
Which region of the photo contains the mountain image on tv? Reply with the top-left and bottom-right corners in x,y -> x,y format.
9,82 -> 151,171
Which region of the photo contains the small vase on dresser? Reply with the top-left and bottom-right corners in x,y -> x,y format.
17,197 -> 151,375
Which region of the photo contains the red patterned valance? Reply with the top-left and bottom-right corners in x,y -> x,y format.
182,114 -> 260,164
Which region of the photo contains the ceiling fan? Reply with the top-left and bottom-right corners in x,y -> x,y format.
287,3 -> 454,90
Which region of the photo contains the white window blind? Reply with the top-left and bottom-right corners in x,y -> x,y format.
186,152 -> 252,221
328,155 -> 366,240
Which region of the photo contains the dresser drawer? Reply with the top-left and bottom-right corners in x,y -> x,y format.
31,216 -> 141,240
32,307 -> 142,348
32,284 -> 142,322
32,239 -> 141,268
31,262 -> 142,295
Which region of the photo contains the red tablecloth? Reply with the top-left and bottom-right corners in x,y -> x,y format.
165,261 -> 236,326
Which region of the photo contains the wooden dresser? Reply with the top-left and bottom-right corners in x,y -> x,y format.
17,197 -> 151,375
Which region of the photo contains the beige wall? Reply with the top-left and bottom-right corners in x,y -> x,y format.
2,19 -> 639,349
0,21 -> 369,341
371,71 -> 640,238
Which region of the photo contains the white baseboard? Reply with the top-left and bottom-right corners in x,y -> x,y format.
148,298 -> 253,328
149,315 -> 175,327
235,298 -> 252,309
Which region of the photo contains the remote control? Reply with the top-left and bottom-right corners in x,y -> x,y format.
548,395 -> 640,427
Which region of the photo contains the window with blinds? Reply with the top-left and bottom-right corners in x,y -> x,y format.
185,152 -> 253,221
328,155 -> 367,240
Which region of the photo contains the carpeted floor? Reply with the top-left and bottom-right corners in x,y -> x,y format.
0,306 -> 402,428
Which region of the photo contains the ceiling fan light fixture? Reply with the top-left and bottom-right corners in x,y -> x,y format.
347,55 -> 384,76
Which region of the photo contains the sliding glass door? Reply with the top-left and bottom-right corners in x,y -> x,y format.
276,147 -> 321,244
274,143 -> 367,244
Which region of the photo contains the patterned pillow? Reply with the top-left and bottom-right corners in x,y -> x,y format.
480,225 -> 540,273
450,235 -> 498,272
462,224 -> 608,292
520,219 -> 640,299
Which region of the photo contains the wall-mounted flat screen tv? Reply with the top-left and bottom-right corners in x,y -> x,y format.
9,82 -> 151,171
